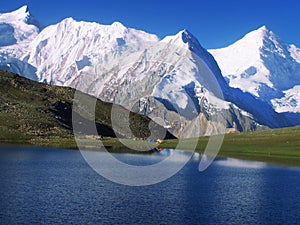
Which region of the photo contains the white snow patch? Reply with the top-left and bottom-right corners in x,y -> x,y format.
289,44 -> 300,63
271,85 -> 300,113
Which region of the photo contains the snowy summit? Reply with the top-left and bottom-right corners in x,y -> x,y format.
0,5 -> 40,44
209,25 -> 300,113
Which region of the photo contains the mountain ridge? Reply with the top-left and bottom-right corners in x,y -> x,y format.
1,6 -> 300,137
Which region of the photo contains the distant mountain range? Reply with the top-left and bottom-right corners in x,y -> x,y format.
1,5 -> 300,138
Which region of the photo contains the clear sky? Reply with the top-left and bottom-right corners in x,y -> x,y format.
1,0 -> 300,49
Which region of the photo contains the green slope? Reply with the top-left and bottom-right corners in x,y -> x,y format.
0,70 -> 173,148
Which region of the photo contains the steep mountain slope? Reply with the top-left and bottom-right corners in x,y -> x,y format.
0,6 -> 298,137
209,26 -> 300,113
0,70 -> 174,144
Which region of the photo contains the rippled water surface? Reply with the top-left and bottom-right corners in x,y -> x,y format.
1,147 -> 300,224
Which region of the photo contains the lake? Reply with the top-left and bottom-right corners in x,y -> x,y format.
1,147 -> 300,224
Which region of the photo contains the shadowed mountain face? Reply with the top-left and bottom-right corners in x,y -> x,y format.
0,23 -> 17,47
0,70 -> 175,143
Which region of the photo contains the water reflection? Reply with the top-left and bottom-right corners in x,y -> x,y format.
81,148 -> 195,186
156,150 -> 267,170
215,158 -> 267,169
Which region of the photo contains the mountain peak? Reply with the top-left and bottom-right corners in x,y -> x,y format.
111,21 -> 126,29
215,25 -> 279,52
258,25 -> 269,31
61,17 -> 77,24
0,5 -> 40,43
248,25 -> 282,45
0,5 -> 30,22
179,29 -> 192,36
161,29 -> 204,50
180,29 -> 197,43
245,25 -> 271,41
15,5 -> 29,14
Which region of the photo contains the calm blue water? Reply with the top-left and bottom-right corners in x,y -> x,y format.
1,147 -> 300,225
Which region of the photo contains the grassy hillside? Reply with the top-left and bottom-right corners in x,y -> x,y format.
0,70 -> 173,148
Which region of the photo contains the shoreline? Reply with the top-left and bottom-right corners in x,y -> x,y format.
1,125 -> 300,168
0,142 -> 299,169
1,142 -> 300,169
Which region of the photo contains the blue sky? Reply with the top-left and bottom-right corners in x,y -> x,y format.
1,0 -> 300,49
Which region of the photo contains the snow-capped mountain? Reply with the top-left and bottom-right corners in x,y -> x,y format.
1,6 -> 299,137
0,5 -> 40,46
209,26 -> 300,113
25,17 -> 159,85
0,5 -> 40,80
